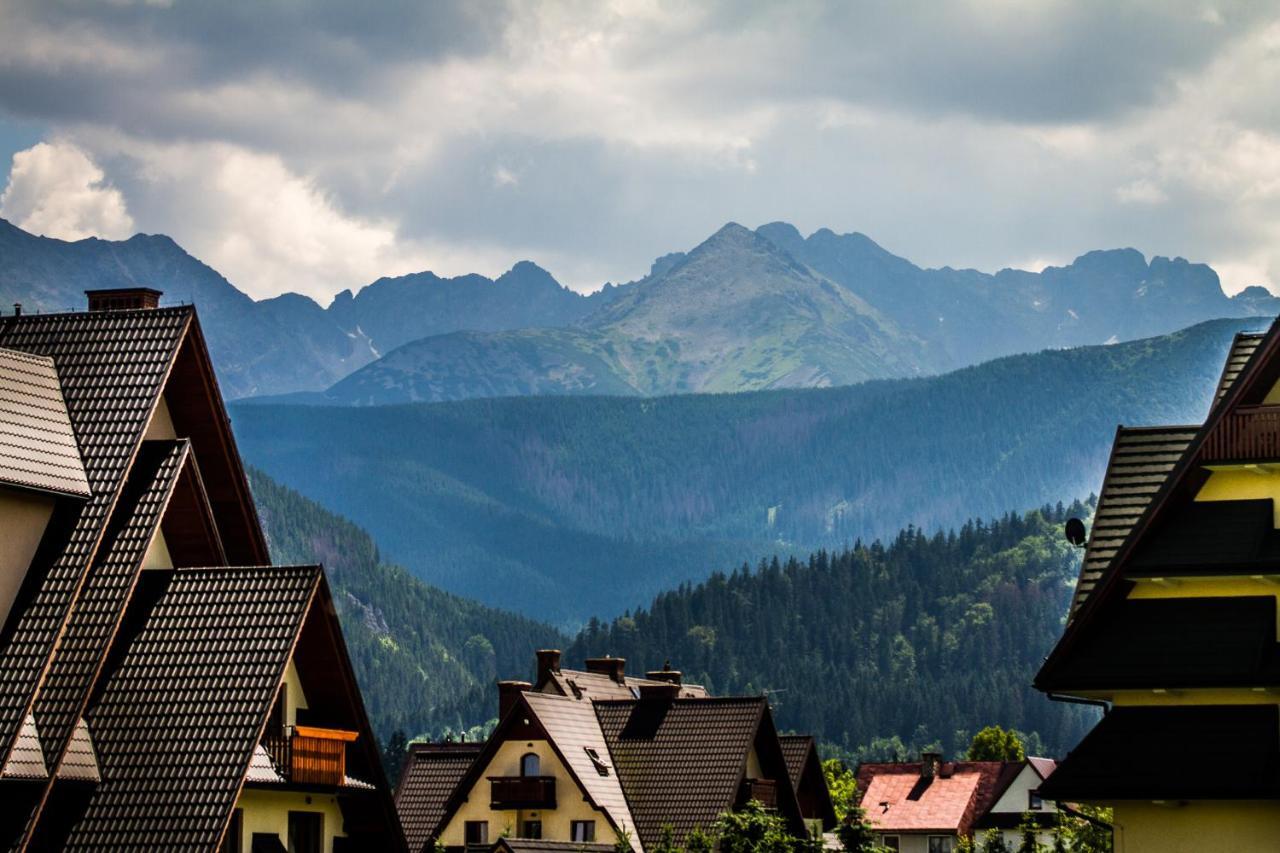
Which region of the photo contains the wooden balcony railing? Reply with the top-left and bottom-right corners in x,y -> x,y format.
262,726 -> 359,787
488,775 -> 556,809
737,778 -> 777,808
1201,406 -> 1280,463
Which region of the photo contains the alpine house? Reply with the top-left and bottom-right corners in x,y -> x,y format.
0,289 -> 403,851
1035,319 -> 1280,851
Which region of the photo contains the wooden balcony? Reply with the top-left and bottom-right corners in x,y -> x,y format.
262,725 -> 359,787
737,778 -> 777,808
488,775 -> 556,809
1202,406 -> 1280,464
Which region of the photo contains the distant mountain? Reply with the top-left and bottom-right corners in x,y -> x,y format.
230,317 -> 1264,624
285,222 -> 1280,406
248,467 -> 565,741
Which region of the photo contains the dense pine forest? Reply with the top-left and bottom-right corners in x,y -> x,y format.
232,317 -> 1259,623
248,469 -> 567,740
568,500 -> 1099,762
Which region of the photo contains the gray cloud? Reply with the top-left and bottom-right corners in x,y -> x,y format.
0,0 -> 1278,299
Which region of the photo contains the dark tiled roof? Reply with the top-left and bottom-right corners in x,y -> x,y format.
1041,596 -> 1280,691
64,564 -> 320,850
1039,705 -> 1280,801
1068,425 -> 1198,617
395,742 -> 482,853
1212,332 -> 1265,409
0,307 -> 190,764
32,439 -> 190,768
778,735 -> 813,789
594,697 -> 765,848
0,347 -> 89,497
495,840 -> 615,853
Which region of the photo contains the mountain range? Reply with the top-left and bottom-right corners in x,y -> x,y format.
3,216 -> 1275,402
230,317 -> 1264,625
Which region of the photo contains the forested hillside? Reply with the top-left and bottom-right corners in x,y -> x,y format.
247,469 -> 566,740
568,501 -> 1099,762
232,317 -> 1262,623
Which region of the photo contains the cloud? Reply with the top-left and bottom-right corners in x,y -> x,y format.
0,140 -> 134,240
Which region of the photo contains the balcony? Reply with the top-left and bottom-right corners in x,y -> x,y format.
1202,406 -> 1280,464
262,725 -> 359,787
737,778 -> 777,808
488,775 -> 556,809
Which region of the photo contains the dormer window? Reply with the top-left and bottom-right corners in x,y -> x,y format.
585,747 -> 609,776
520,753 -> 540,777
1029,790 -> 1043,810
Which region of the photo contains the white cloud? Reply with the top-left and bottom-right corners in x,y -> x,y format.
0,141 -> 135,240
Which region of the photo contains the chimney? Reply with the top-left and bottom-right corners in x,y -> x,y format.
646,669 -> 683,686
536,649 -> 562,684
921,752 -> 942,780
85,287 -> 163,312
12,303 -> 20,317
585,656 -> 627,684
638,682 -> 681,701
497,680 -> 531,721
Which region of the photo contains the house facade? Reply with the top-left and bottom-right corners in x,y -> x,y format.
1036,322 -> 1280,851
396,652 -> 827,853
856,754 -> 1060,852
0,290 -> 402,850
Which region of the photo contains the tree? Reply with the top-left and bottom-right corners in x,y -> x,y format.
967,726 -> 1025,762
1015,813 -> 1041,853
980,829 -> 1011,853
715,801 -> 794,853
1054,805 -> 1113,853
380,729 -> 408,782
652,825 -> 679,853
685,827 -> 714,853
823,759 -> 859,821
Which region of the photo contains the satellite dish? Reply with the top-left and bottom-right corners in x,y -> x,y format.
1065,517 -> 1087,547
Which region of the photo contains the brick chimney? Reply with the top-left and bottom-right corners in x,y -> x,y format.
921,752 -> 942,780
86,287 -> 163,312
536,649 -> 562,684
585,656 -> 627,684
498,680 -> 531,721
638,682 -> 681,700
645,669 -> 683,686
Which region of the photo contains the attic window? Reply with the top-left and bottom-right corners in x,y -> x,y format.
567,679 -> 583,700
585,747 -> 609,776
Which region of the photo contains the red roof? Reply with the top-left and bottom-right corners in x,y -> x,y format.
856,761 -> 1008,835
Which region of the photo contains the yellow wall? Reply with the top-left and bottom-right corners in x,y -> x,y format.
144,394 -> 177,441
0,486 -> 55,629
1112,801 -> 1280,852
233,788 -> 346,851
439,738 -> 617,846
1196,465 -> 1280,524
141,528 -> 173,571
283,659 -> 310,727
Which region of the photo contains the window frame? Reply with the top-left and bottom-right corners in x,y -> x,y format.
571,820 -> 596,842
1028,790 -> 1044,810
927,836 -> 955,853
520,752 -> 541,777
464,821 -> 489,846
881,836 -> 900,851
521,820 -> 543,840
286,810 -> 323,853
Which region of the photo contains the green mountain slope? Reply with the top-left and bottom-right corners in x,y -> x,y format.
230,317 -> 1264,624
567,501 -> 1099,761
248,468 -> 566,740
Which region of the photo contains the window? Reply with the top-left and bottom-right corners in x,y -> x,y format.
465,822 -> 489,846
521,820 -> 543,839
881,837 -> 899,852
219,809 -> 243,853
520,752 -> 541,776
287,812 -> 322,853
927,837 -> 955,853
1029,791 -> 1044,810
571,821 -> 596,842
584,747 -> 610,776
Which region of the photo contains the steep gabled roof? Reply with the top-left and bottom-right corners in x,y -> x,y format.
0,306 -> 192,768
64,565 -> 320,850
778,734 -> 837,829
594,697 -> 804,848
0,347 -> 89,498
395,742 -> 482,853
1212,331 -> 1264,409
855,761 -> 1006,836
778,735 -> 812,789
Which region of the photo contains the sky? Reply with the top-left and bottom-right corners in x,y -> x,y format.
1,1 -> 1279,303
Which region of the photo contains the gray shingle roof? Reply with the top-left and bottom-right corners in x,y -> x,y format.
32,439 -> 190,769
593,697 -> 767,848
64,564 -> 320,851
1212,332 -> 1264,409
1067,425 -> 1198,617
0,347 -> 89,498
395,742 -> 483,852
0,307 -> 191,766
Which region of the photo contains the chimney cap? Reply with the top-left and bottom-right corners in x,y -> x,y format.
85,287 -> 163,312
645,669 -> 683,686
638,682 -> 681,700
585,656 -> 627,684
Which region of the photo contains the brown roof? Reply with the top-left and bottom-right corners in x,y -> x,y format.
0,306 -> 191,770
64,564 -> 320,850
395,742 -> 483,853
0,347 -> 89,497
778,734 -> 813,789
1212,331 -> 1264,408
594,697 -> 804,848
544,668 -> 709,702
